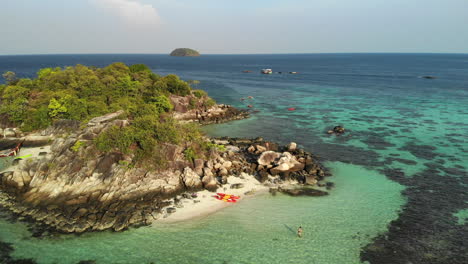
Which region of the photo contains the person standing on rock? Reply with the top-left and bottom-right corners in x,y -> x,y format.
297,226 -> 303,238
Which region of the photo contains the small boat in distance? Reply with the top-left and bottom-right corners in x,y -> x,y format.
242,70 -> 252,73
261,69 -> 273,74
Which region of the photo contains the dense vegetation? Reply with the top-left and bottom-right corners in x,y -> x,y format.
0,63 -> 218,169
170,48 -> 200,57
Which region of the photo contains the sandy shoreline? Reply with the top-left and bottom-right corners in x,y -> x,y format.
1,145 -> 271,226
155,174 -> 269,224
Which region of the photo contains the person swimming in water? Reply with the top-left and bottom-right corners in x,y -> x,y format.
297,226 -> 303,238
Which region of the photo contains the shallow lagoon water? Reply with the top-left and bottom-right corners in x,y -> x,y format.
1,162 -> 404,264
0,54 -> 467,263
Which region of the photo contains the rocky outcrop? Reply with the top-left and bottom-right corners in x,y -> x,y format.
327,125 -> 345,135
0,114 -> 330,234
170,95 -> 249,124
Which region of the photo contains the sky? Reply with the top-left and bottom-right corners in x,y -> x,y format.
1,0 -> 467,55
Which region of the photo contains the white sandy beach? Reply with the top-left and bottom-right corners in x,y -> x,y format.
156,174 -> 269,223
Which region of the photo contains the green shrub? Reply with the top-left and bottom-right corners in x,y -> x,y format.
189,97 -> 198,109
193,89 -> 206,98
204,142 -> 227,152
203,98 -> 216,108
70,141 -> 86,152
183,147 -> 197,163
151,95 -> 173,113
95,126 -> 135,153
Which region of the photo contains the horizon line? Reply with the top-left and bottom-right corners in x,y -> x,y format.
1,52 -> 468,56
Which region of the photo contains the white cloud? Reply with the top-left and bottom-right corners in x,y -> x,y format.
92,0 -> 161,27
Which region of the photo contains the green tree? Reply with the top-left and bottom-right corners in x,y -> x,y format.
150,95 -> 173,113
2,71 -> 18,85
48,98 -> 68,119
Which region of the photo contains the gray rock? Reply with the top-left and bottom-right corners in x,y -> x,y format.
182,167 -> 202,189
203,167 -> 214,177
87,110 -> 124,125
202,175 -> 218,191
3,128 -> 17,138
230,183 -> 244,189
258,151 -> 280,166
278,187 -> 328,197
287,142 -> 297,151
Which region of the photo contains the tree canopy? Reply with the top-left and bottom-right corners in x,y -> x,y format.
1,63 -> 217,169
0,63 -> 193,130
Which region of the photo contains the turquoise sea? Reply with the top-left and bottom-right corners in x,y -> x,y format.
0,54 -> 467,264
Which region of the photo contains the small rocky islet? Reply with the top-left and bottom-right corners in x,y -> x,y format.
0,63 -> 331,235
169,48 -> 200,57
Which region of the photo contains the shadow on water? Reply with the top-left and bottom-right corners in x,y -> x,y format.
283,224 -> 296,236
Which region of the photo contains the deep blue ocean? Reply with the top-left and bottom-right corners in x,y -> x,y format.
0,54 -> 467,264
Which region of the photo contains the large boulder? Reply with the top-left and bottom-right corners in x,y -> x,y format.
258,151 -> 280,166
202,175 -> 218,191
3,128 -> 17,138
275,152 -> 302,172
181,167 -> 202,189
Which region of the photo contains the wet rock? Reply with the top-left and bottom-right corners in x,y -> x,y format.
256,170 -> 270,183
166,207 -> 176,214
77,260 -> 97,264
325,182 -> 335,190
230,183 -> 244,189
333,126 -> 345,134
244,190 -> 256,195
278,187 -> 328,197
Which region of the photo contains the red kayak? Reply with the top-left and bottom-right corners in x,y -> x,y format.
213,193 -> 240,203
288,107 -> 296,111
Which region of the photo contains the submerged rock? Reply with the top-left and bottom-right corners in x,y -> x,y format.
278,187 -> 328,197
230,183 -> 244,189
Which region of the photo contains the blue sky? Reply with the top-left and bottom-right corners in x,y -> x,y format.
1,0 -> 467,54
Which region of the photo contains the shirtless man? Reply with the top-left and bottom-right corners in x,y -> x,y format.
297,226 -> 303,238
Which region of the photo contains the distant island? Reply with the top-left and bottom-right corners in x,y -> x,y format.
170,48 -> 200,57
